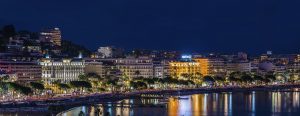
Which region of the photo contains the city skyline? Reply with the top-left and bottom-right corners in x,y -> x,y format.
2,1 -> 300,115
1,0 -> 300,54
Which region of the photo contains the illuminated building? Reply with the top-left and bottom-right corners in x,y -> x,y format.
193,58 -> 209,76
26,45 -> 41,53
273,64 -> 286,75
154,64 -> 164,78
169,61 -> 201,78
194,58 -> 226,76
181,55 -> 192,61
39,58 -> 85,83
85,57 -> 153,78
96,46 -> 124,58
226,61 -> 251,74
39,28 -> 62,46
84,59 -> 103,76
84,58 -> 120,78
115,56 -> 153,78
287,62 -> 300,77
6,37 -> 24,53
260,55 -> 269,61
0,59 -> 41,82
153,60 -> 170,78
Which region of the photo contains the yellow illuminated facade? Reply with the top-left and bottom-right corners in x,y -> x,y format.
194,58 -> 226,76
169,61 -> 201,78
193,58 -> 209,76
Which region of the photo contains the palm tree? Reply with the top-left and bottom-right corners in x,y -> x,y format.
163,76 -> 174,88
213,76 -> 225,86
264,74 -> 276,84
0,82 -> 6,95
105,79 -> 119,92
52,79 -> 62,93
19,86 -> 33,96
135,70 -> 141,78
202,76 -> 215,86
288,74 -> 299,83
228,75 -> 240,85
6,82 -> 19,99
88,73 -> 102,81
194,72 -> 203,83
253,75 -> 264,85
181,73 -> 189,80
29,82 -> 45,96
78,74 -> 88,81
130,81 -> 147,90
195,72 -> 203,78
121,75 -> 131,90
57,83 -> 70,93
282,72 -> 290,83
0,75 -> 9,82
69,81 -> 92,94
84,73 -> 103,92
0,75 -> 9,95
140,78 -> 155,89
7,82 -> 33,98
241,74 -> 253,85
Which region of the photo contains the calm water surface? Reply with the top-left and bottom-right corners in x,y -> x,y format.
1,90 -> 300,116
58,90 -> 300,116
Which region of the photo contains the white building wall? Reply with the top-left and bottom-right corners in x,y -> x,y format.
40,59 -> 85,83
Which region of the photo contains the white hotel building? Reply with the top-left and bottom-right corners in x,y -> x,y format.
39,58 -> 85,84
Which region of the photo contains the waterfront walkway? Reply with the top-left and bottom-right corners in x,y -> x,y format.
1,83 -> 300,110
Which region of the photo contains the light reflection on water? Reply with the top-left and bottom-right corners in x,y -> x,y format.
56,92 -> 300,116
56,89 -> 300,116
58,90 -> 300,116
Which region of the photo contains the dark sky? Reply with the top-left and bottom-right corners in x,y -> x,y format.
0,0 -> 300,54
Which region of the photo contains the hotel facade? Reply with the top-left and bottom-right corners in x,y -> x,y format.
169,61 -> 201,78
194,58 -> 226,77
39,58 -> 85,84
0,59 -> 42,82
115,56 -> 154,78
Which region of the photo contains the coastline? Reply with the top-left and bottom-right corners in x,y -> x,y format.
1,83 -> 300,112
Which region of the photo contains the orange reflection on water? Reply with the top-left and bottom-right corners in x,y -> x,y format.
192,94 -> 206,116
168,97 -> 179,116
168,94 -> 208,116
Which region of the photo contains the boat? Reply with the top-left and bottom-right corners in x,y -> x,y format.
158,99 -> 169,104
172,96 -> 189,100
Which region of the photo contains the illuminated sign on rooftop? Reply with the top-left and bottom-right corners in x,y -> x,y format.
181,55 -> 192,59
181,55 -> 192,61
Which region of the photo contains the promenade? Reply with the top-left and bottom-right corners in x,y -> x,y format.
1,83 -> 300,112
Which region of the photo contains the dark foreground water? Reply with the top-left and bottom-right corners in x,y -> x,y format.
1,89 -> 300,116
58,90 -> 300,116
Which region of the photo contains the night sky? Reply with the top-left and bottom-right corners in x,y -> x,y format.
1,0 -> 300,54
